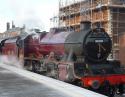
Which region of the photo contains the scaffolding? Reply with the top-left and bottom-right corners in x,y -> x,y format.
59,0 -> 125,60
59,0 -> 82,31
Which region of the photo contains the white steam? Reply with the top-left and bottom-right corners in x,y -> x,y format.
0,55 -> 23,68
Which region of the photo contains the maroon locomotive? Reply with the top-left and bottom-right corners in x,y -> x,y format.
0,21 -> 125,97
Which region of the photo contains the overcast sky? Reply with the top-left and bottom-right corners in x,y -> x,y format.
0,0 -> 59,32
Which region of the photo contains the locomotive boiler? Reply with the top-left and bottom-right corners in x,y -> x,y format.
0,21 -> 125,97
64,21 -> 112,62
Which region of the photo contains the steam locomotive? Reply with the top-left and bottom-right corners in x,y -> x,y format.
0,21 -> 125,97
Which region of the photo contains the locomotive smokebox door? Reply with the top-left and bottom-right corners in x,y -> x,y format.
83,28 -> 112,62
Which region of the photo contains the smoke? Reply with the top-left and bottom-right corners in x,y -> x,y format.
0,55 -> 23,69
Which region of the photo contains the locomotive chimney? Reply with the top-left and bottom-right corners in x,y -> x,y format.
6,22 -> 10,30
80,21 -> 91,31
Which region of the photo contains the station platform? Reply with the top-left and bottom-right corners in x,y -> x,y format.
0,63 -> 106,97
0,67 -> 71,97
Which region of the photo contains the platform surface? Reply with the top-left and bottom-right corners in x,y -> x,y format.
0,67 -> 71,97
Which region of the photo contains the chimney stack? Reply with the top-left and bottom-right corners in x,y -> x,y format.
6,22 -> 10,30
12,21 -> 15,28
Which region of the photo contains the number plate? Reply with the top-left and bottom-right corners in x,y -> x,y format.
95,40 -> 103,43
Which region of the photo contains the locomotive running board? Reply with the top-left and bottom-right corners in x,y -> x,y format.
0,63 -> 107,97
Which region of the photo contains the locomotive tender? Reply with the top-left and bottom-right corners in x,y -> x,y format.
0,21 -> 125,97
